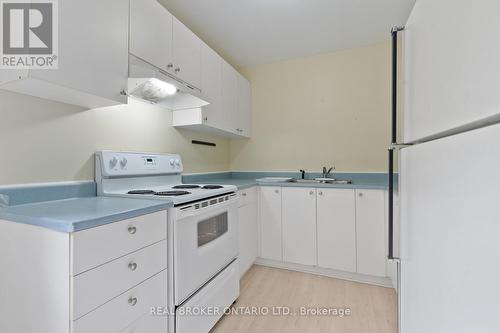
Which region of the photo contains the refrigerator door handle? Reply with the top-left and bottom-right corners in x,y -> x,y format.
388,26 -> 404,261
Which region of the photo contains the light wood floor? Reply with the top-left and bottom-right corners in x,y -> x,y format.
211,265 -> 397,333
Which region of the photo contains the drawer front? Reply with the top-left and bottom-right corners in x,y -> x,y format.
74,270 -> 167,333
176,260 -> 239,333
238,186 -> 257,207
119,313 -> 167,333
72,210 -> 167,275
74,240 -> 167,319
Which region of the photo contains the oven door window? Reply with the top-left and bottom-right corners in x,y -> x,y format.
197,212 -> 228,247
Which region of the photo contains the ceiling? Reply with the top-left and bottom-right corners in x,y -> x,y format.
159,0 -> 416,68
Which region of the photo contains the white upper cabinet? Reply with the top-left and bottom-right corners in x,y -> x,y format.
356,189 -> 387,277
237,74 -> 252,137
200,42 -> 222,128
172,17 -> 201,89
221,60 -> 239,133
317,189 -> 356,273
0,0 -> 129,109
282,187 -> 317,266
129,0 -> 173,71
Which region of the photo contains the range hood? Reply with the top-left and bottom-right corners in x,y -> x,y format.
128,54 -> 210,110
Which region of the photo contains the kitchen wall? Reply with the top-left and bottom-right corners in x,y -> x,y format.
230,42 -> 392,173
0,91 -> 230,185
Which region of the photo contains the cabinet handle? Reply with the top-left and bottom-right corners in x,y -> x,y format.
358,192 -> 363,197
318,191 -> 323,196
128,297 -> 138,306
128,262 -> 138,271
127,226 -> 137,234
175,67 -> 181,73
241,193 -> 247,196
275,189 -> 279,194
309,190 -> 314,195
204,117 -> 208,122
167,63 -> 173,69
119,89 -> 128,96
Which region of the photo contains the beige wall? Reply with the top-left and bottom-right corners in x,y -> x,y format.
0,91 -> 230,185
230,42 -> 391,172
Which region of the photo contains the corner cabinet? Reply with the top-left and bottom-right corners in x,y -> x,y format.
0,0 -> 129,109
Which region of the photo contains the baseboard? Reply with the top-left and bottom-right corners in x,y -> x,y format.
254,258 -> 393,289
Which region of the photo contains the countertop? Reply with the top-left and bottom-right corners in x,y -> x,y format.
0,196 -> 172,233
183,172 -> 395,191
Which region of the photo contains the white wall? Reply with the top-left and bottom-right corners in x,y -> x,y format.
0,90 -> 230,185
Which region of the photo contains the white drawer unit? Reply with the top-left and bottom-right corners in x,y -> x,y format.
0,209 -> 168,333
74,270 -> 167,333
73,240 -> 167,319
119,314 -> 167,333
72,210 -> 167,275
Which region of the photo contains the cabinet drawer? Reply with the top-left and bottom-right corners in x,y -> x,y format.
119,313 -> 167,333
73,270 -> 167,333
72,211 -> 167,275
73,240 -> 167,319
238,186 -> 257,207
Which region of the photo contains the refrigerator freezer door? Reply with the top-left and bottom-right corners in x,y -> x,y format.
400,123 -> 500,333
403,0 -> 500,143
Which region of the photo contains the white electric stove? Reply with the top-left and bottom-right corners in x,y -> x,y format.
95,151 -> 240,333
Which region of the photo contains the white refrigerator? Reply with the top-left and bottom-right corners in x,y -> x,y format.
395,0 -> 500,332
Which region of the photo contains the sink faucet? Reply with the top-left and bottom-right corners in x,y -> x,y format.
300,169 -> 306,179
322,166 -> 335,179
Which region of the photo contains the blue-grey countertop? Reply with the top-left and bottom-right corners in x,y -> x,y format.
0,182 -> 171,233
183,172 -> 396,191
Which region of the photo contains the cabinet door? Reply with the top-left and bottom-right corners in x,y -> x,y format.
317,189 -> 356,272
356,189 -> 386,277
282,187 -> 317,266
130,0 -> 173,71
200,43 -> 222,128
221,60 -> 238,133
238,201 -> 258,277
172,17 -> 201,88
259,187 -> 282,261
31,0 -> 128,104
237,74 -> 252,137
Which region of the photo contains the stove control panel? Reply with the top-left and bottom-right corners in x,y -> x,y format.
96,151 -> 183,177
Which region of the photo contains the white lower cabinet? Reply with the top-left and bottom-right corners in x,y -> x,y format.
355,189 -> 387,277
257,186 -> 389,281
317,189 -> 357,273
238,187 -> 258,277
259,186 -> 282,261
282,187 -> 317,266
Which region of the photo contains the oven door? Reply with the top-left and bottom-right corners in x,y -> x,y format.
173,194 -> 238,305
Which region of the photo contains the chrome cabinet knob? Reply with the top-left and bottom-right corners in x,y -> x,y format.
128,262 -> 138,271
309,191 -> 314,195
175,67 -> 181,73
318,191 -> 323,196
167,63 -> 173,69
128,226 -> 137,234
128,297 -> 138,306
